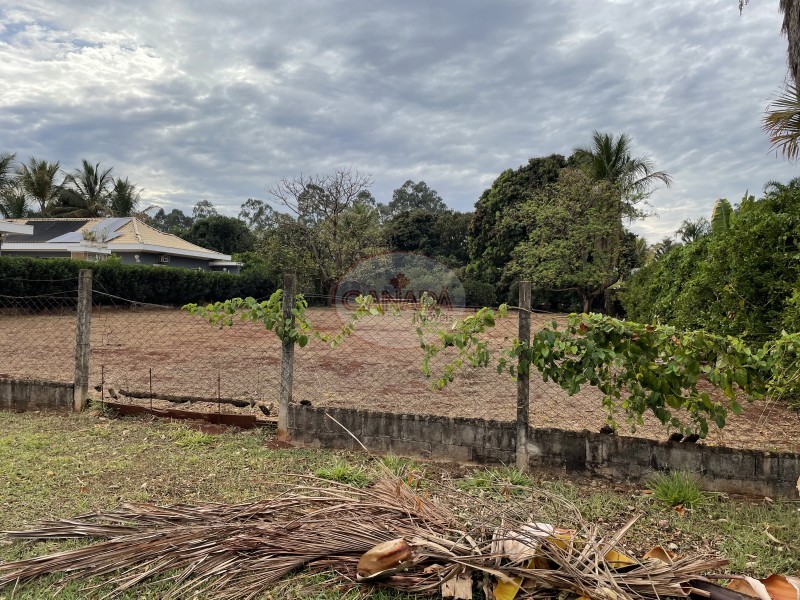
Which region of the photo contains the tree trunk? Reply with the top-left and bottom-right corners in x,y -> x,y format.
604,288 -> 615,316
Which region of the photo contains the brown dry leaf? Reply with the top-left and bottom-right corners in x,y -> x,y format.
760,574 -> 800,600
643,545 -> 676,565
442,571 -> 472,599
674,504 -> 688,517
728,576 -> 773,600
356,538 -> 415,581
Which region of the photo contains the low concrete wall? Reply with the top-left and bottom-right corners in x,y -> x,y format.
288,404 -> 800,497
0,377 -> 73,411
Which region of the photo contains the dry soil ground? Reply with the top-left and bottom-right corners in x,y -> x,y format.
1,307 -> 798,452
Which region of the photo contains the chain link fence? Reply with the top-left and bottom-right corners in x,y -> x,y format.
0,284 -> 78,385
88,290 -> 281,418
1,272 -> 798,453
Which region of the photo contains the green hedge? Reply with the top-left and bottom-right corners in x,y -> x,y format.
0,256 -> 280,306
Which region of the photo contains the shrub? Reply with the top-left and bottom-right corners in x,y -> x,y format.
0,256 -> 279,306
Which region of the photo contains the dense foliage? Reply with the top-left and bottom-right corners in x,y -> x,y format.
0,256 -> 279,306
504,169 -> 626,313
622,181 -> 800,341
466,154 -> 568,303
415,301 -> 800,433
183,215 -> 255,255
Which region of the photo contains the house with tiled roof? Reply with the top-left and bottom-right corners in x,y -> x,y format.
1,218 -> 242,273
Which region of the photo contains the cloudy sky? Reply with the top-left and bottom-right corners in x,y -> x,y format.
0,0 -> 796,240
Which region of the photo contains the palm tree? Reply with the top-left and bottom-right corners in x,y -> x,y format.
632,236 -> 649,266
573,131 -> 672,216
652,236 -> 681,260
763,82 -> 800,160
676,217 -> 710,243
15,157 -> 62,215
0,152 -> 16,194
109,177 -> 141,217
0,183 -> 32,218
748,0 -> 800,159
764,176 -> 800,196
778,0 -> 800,88
54,159 -> 113,217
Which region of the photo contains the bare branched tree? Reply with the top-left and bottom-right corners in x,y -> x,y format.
265,168 -> 376,294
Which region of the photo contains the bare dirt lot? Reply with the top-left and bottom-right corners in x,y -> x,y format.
1,306 -> 798,453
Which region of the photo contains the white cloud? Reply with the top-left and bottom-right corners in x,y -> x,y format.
0,0 -> 796,238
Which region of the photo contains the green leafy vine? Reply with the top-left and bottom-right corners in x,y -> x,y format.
184,290 -> 386,349
417,308 -> 800,437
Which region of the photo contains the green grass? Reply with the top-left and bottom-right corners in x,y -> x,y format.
0,410 -> 798,599
314,458 -> 372,487
378,454 -> 422,479
457,465 -> 534,494
647,470 -> 711,508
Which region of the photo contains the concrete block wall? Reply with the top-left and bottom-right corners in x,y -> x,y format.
0,377 -> 73,411
287,405 -> 514,464
288,404 -> 800,497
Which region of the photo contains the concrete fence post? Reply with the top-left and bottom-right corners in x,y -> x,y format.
277,273 -> 297,442
516,281 -> 531,470
73,269 -> 93,411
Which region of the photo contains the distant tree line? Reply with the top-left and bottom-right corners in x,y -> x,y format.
0,133 -> 671,310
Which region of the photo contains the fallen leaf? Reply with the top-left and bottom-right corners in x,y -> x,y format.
605,548 -> 638,569
442,571 -> 472,599
674,504 -> 688,517
643,545 -> 676,564
761,574 -> 800,600
728,576 -> 772,600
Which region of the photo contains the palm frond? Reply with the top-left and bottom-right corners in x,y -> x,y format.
764,82 -> 800,161
0,476 -> 727,599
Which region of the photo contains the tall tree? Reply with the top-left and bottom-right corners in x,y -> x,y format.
192,199 -> 218,220
108,177 -> 141,217
56,159 -> 114,217
572,131 -> 672,218
379,180 -> 447,220
632,236 -> 650,267
149,208 -> 193,236
466,154 -> 568,296
651,236 -> 681,260
15,157 -> 62,215
184,215 -> 255,255
265,168 -> 376,294
239,198 -> 271,231
743,1 -> 800,159
385,209 -> 471,267
506,168 -> 626,313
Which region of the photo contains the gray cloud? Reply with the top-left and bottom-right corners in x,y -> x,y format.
0,0 -> 796,240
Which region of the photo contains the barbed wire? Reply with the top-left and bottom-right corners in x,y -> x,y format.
0,291 -> 80,299
91,290 -> 175,310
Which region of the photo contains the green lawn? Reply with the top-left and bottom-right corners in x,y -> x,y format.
0,410 -> 797,598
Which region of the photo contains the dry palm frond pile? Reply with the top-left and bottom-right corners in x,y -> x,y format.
0,473 -> 770,600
